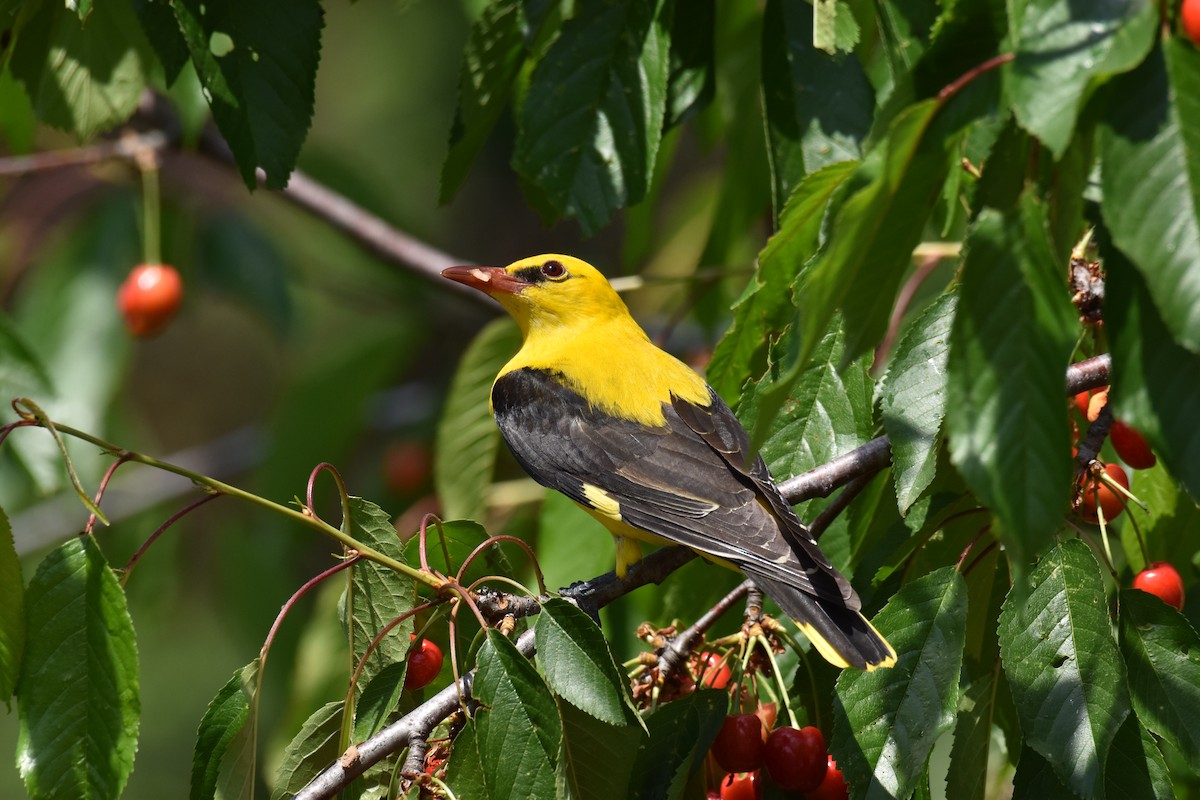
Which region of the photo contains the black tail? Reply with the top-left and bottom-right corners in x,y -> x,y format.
745,568 -> 896,671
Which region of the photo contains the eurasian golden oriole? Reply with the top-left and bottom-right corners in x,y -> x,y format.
443,255 -> 895,671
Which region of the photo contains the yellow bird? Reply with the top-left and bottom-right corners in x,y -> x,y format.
443,255 -> 895,671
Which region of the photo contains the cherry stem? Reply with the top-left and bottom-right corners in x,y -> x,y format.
939,53 -> 1015,102
306,462 -> 354,539
457,535 -> 546,596
13,398 -> 108,524
261,555 -> 363,668
344,600 -> 439,707
137,144 -> 162,265
120,492 -> 222,586
85,454 -> 133,535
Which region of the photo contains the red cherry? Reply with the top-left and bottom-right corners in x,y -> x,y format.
807,756 -> 849,800
763,726 -> 827,792
382,440 -> 432,493
1080,463 -> 1129,524
404,635 -> 443,690
1073,390 -> 1091,417
1133,562 -> 1186,611
1184,0 -> 1200,46
118,263 -> 183,337
1110,420 -> 1156,470
711,714 -> 765,773
698,652 -> 732,689
1087,388 -> 1109,422
718,771 -> 761,800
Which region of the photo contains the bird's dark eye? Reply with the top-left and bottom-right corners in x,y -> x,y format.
540,260 -> 567,280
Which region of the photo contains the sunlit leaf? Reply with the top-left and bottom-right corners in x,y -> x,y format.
1008,0 -> 1155,157
435,318 -> 521,522
191,660 -> 260,800
17,536 -> 140,800
832,567 -> 967,799
877,290 -> 957,514
514,0 -> 670,233
946,199 -> 1077,567
271,701 -> 344,800
998,539 -> 1129,799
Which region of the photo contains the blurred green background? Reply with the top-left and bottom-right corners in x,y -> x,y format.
0,1 -> 743,796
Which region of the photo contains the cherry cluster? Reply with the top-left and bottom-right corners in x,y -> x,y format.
709,711 -> 846,800
1072,386 -> 1185,612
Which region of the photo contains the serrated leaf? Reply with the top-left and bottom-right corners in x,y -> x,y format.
342,497 -> 417,694
534,598 -> 640,726
663,0 -> 713,128
132,0 -> 191,83
628,690 -> 727,800
1101,198 -> 1200,503
9,0 -> 152,138
738,320 -> 874,519
555,698 -> 643,799
945,199 -> 1077,567
402,518 -> 515,591
443,720 -> 490,798
0,505 -> 23,704
761,0 -> 872,207
172,0 -> 322,188
1104,711 -> 1173,800
831,567 -> 967,800
1099,41 -> 1200,353
1011,746 -> 1070,797
191,660 -> 259,800
1008,0 -> 1155,157
441,0 -> 536,202
271,701 -> 344,800
353,662 -> 408,743
473,631 -> 560,799
706,160 -> 858,402
998,539 -> 1130,799
513,0 -> 670,233
1118,587 -> 1200,756
16,536 -> 140,800
877,290 -> 957,514
435,318 -> 521,521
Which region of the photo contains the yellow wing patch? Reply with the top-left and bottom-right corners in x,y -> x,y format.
582,482 -> 622,521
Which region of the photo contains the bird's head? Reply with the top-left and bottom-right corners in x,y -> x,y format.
442,254 -> 629,334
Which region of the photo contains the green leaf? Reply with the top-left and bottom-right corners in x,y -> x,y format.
761,0 -> 873,207
0,66 -> 36,154
435,318 -> 521,521
663,0 -> 714,128
832,567 -> 967,800
0,505 -> 23,705
132,0 -> 191,83
1118,460 -> 1200,576
191,660 -> 260,800
628,690 -> 727,800
1104,711 -> 1173,800
998,539 -> 1130,799
1118,587 -> 1200,756
8,0 -> 152,138
17,536 -> 140,800
1102,235 -> 1200,503
945,200 -> 1077,567
473,631 -> 561,799
1008,0 -> 1155,157
403,518 -> 515,591
536,490 -> 613,591
513,0 -> 670,233
171,0 -> 322,188
877,290 -> 957,514
1011,746 -> 1070,797
555,698 -> 644,799
739,319 -> 874,519
441,0 -> 536,202
342,497 -> 417,694
706,160 -> 857,402
535,598 -> 640,726
443,720 -> 490,798
1099,41 -> 1200,353
354,661 -> 408,742
0,313 -> 53,415
271,701 -> 344,800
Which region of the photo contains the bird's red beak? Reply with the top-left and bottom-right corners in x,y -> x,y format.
442,266 -> 529,295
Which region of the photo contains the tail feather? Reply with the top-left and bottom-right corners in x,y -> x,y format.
745,568 -> 896,671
